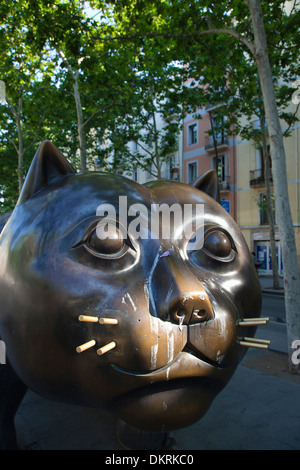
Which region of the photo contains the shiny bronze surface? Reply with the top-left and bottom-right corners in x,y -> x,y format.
0,141 -> 262,438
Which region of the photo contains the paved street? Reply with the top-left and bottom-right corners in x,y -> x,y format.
262,292 -> 285,323
259,276 -> 287,353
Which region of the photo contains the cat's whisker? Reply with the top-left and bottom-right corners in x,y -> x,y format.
238,337 -> 270,349
238,317 -> 269,326
99,318 -> 118,325
76,340 -> 96,353
238,341 -> 269,349
243,337 -> 270,344
78,315 -> 98,323
97,341 -> 116,356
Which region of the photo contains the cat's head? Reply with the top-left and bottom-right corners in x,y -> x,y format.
0,141 -> 262,432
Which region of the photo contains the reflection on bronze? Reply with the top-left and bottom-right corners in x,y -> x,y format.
0,141 -> 268,449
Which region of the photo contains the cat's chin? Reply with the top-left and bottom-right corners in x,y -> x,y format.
111,351 -> 236,432
112,376 -> 225,432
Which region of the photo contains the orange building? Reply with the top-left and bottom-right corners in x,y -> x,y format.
183,105 -> 237,221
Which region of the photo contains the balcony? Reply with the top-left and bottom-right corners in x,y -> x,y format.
205,103 -> 225,112
205,136 -> 229,152
218,176 -> 230,192
249,169 -> 273,188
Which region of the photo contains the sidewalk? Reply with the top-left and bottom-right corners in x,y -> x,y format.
259,275 -> 284,295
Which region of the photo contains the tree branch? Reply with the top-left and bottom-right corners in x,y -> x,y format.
5,133 -> 18,153
55,44 -> 77,79
94,27 -> 255,55
5,95 -> 18,120
134,139 -> 154,158
282,103 -> 300,137
24,111 -> 48,154
127,151 -> 158,178
82,99 -> 117,129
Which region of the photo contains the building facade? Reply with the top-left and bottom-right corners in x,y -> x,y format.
236,114 -> 300,275
182,105 -> 237,221
182,104 -> 300,275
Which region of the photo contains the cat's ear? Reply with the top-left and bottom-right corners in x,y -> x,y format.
18,140 -> 76,204
191,170 -> 220,203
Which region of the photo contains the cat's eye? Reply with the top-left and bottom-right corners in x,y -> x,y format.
83,222 -> 129,259
87,226 -> 125,256
188,228 -> 235,263
203,230 -> 233,259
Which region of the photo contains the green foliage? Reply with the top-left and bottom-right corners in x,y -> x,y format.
0,146 -> 18,214
0,0 -> 299,207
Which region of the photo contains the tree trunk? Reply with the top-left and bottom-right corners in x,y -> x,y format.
208,111 -> 219,170
259,113 -> 280,290
55,47 -> 87,172
246,0 -> 300,373
152,108 -> 161,179
73,73 -> 87,172
17,98 -> 24,193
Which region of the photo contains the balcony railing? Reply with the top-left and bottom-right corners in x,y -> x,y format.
218,176 -> 230,192
205,103 -> 225,112
249,169 -> 273,188
205,136 -> 229,152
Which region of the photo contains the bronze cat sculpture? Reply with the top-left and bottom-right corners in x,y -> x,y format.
0,141 -> 262,449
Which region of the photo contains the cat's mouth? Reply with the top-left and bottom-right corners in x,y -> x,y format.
111,345 -> 228,378
183,345 -> 225,368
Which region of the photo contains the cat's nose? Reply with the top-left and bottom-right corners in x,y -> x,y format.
168,284 -> 214,326
150,249 -> 214,326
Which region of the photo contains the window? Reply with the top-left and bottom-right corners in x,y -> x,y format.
188,162 -> 197,183
210,114 -> 226,145
169,156 -> 175,179
259,192 -> 276,225
188,123 -> 198,145
213,154 -> 226,183
133,141 -> 138,153
147,163 -> 154,179
133,167 -> 138,182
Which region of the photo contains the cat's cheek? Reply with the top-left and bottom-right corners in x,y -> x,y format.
188,313 -> 239,367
